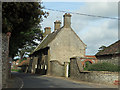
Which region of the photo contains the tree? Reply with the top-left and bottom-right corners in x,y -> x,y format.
2,2 -> 48,58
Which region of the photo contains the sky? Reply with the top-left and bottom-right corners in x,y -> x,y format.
40,1 -> 118,55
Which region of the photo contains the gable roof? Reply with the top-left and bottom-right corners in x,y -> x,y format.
71,28 -> 86,47
30,27 -> 86,55
30,27 -> 63,55
96,40 -> 120,56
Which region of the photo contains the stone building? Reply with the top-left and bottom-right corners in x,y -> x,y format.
29,13 -> 86,77
95,40 -> 120,65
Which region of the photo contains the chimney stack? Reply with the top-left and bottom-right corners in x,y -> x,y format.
63,13 -> 72,28
54,20 -> 61,31
43,27 -> 51,38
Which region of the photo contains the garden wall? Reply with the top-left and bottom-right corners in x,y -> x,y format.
2,33 -> 11,88
70,57 -> 118,85
50,60 -> 65,77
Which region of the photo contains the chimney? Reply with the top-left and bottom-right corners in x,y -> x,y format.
54,20 -> 61,31
43,27 -> 51,38
63,13 -> 72,28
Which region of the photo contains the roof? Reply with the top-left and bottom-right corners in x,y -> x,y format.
18,59 -> 30,66
96,40 -> 120,56
85,55 -> 97,59
16,60 -> 20,63
30,27 -> 63,55
30,27 -> 86,55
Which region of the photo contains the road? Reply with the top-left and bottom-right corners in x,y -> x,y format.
11,72 -> 117,89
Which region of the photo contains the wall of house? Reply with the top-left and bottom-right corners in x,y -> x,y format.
49,27 -> 86,64
70,57 -> 118,85
31,57 -> 38,74
27,57 -> 35,73
96,54 -> 119,65
35,49 -> 49,75
50,60 -> 65,77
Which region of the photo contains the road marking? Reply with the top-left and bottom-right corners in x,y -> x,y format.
16,77 -> 24,90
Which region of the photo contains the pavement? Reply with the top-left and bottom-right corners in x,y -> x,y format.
6,72 -> 22,88
6,72 -> 118,89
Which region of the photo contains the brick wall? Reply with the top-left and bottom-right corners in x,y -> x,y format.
70,57 -> 118,85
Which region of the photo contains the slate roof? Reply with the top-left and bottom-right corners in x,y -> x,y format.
96,40 -> 120,56
30,27 -> 63,55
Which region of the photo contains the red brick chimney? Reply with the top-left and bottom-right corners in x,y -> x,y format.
54,20 -> 61,31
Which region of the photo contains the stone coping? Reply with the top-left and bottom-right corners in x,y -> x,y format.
81,71 -> 119,74
50,60 -> 64,66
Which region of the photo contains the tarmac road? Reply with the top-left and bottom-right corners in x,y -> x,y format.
11,72 -> 118,90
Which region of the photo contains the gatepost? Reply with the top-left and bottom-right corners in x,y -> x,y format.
64,62 -> 69,78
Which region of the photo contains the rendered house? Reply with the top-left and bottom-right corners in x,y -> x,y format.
29,13 -> 86,77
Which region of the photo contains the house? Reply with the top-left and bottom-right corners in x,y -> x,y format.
11,60 -> 20,70
80,55 -> 97,68
95,40 -> 120,65
17,57 -> 30,73
29,13 -> 86,77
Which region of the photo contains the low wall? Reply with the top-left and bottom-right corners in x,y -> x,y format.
70,57 -> 118,85
50,60 -> 65,77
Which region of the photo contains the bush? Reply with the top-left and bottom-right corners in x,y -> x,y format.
87,62 -> 120,72
11,69 -> 22,72
11,69 -> 19,72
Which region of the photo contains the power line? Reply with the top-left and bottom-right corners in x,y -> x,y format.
44,8 -> 119,20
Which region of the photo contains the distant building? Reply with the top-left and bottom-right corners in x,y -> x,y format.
95,40 -> 120,65
29,13 -> 86,77
18,57 -> 30,73
81,55 -> 98,68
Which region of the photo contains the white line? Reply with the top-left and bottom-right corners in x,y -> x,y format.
16,77 -> 24,90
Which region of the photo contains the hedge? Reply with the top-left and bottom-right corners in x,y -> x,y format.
87,62 -> 120,72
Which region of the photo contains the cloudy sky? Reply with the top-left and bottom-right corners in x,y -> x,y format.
41,1 -> 118,55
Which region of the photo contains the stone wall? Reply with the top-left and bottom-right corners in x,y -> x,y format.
2,33 -> 10,88
96,54 -> 119,65
27,58 -> 33,73
0,1 -> 1,89
70,57 -> 118,85
0,33 -> 2,89
31,57 -> 38,74
50,60 -> 65,77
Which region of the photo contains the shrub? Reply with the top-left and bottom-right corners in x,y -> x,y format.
11,69 -> 22,72
87,62 -> 120,72
11,69 -> 19,72
84,61 -> 92,70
